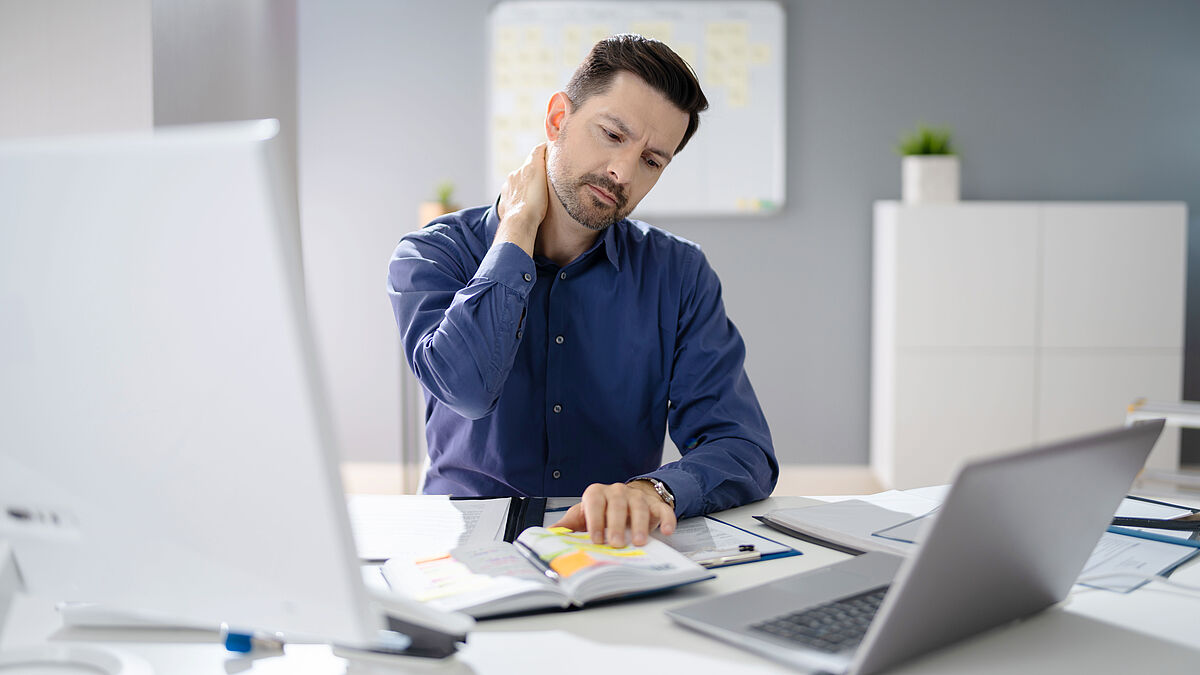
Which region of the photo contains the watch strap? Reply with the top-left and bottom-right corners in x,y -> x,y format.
629,477 -> 675,509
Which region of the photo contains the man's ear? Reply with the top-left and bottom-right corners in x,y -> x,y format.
545,92 -> 570,141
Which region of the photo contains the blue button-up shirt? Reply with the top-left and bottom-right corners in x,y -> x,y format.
387,204 -> 776,517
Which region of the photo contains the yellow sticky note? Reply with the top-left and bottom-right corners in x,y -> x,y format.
631,21 -> 673,43
728,83 -> 749,108
676,44 -> 698,67
751,43 -> 772,65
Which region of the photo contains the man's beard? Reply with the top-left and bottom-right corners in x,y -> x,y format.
548,155 -> 631,231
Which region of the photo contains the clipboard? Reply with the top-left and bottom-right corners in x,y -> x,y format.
1107,495 -> 1200,550
688,515 -> 801,568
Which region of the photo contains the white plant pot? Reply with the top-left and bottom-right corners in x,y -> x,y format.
902,155 -> 960,204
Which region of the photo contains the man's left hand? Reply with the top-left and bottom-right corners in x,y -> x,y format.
550,481 -> 677,547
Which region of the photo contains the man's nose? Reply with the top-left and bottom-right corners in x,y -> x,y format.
606,149 -> 638,185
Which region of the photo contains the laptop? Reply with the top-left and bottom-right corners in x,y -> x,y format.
667,421 -> 1164,674
0,121 -> 471,659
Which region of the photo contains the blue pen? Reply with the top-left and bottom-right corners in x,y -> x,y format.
1106,525 -> 1200,550
221,625 -> 285,654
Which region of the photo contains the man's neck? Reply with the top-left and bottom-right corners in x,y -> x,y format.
535,199 -> 604,268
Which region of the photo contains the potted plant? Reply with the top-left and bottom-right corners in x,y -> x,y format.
418,180 -> 459,224
897,125 -> 959,204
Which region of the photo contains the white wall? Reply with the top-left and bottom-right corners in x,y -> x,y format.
0,0 -> 152,138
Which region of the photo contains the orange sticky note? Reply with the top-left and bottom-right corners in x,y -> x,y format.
549,549 -> 597,578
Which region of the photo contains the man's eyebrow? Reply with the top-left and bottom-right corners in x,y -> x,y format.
599,113 -> 674,162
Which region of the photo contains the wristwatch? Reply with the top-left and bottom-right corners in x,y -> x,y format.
630,477 -> 675,510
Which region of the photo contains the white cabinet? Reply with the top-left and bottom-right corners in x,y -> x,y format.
871,202 -> 1187,489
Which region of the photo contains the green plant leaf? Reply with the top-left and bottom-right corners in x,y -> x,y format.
896,124 -> 955,156
434,180 -> 455,206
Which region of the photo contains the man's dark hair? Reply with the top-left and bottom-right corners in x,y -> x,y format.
564,34 -> 709,155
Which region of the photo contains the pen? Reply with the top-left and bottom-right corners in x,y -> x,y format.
688,545 -> 759,568
1107,526 -> 1200,549
1110,516 -> 1200,531
514,540 -> 561,581
222,625 -> 285,654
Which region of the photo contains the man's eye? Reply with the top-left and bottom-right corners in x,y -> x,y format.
603,128 -> 619,141
645,158 -> 661,169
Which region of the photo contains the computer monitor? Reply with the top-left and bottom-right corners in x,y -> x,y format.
0,120 -> 469,660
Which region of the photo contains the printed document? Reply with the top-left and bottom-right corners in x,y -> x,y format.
346,495 -> 510,561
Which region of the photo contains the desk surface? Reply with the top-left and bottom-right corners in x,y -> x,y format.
5,496 -> 1200,674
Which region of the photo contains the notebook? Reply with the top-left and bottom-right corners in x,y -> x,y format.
383,527 -> 713,618
666,421 -> 1164,674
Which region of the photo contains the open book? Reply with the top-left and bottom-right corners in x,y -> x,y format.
381,526 -> 714,618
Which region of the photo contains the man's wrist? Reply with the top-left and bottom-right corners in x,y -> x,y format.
494,215 -> 538,257
628,477 -> 675,510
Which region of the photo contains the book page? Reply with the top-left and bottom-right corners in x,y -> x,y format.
346,495 -> 510,561
381,542 -> 563,616
516,527 -> 711,603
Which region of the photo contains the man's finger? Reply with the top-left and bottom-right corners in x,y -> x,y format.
581,485 -> 607,545
603,483 -> 632,547
549,503 -> 585,531
628,490 -> 651,546
655,500 -> 678,536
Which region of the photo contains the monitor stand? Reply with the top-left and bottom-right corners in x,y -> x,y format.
0,543 -> 154,675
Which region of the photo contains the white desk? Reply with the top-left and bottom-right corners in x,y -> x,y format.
5,496 -> 1200,674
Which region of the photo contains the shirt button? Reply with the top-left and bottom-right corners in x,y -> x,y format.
555,335 -> 564,345
552,470 -> 562,479
516,330 -> 523,339
523,273 -> 532,282
559,272 -> 567,280
553,404 -> 562,414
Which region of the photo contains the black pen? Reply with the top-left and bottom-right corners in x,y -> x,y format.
1110,514 -> 1200,531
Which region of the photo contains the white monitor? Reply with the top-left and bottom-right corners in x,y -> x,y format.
0,120 -> 470,661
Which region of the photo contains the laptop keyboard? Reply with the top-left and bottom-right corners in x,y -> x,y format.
749,586 -> 889,654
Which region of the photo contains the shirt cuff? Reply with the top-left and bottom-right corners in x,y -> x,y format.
475,241 -> 536,297
634,467 -> 701,518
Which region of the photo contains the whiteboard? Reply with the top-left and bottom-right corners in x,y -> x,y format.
488,1 -> 786,217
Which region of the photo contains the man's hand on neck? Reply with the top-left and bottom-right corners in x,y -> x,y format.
495,143 -> 549,258
496,143 -> 603,268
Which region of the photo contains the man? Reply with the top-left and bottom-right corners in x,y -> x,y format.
388,34 -> 776,548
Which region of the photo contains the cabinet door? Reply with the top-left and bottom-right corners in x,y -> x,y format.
893,204 -> 1039,349
891,350 -> 1037,488
1040,203 -> 1186,349
1039,351 -> 1183,469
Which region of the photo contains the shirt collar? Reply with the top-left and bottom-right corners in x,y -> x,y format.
482,198 -> 622,272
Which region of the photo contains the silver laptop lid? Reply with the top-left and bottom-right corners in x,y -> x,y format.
852,420 -> 1163,674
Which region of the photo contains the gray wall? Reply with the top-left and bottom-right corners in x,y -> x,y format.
152,0 -> 299,219
300,0 -> 1200,464
0,0 -> 152,138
